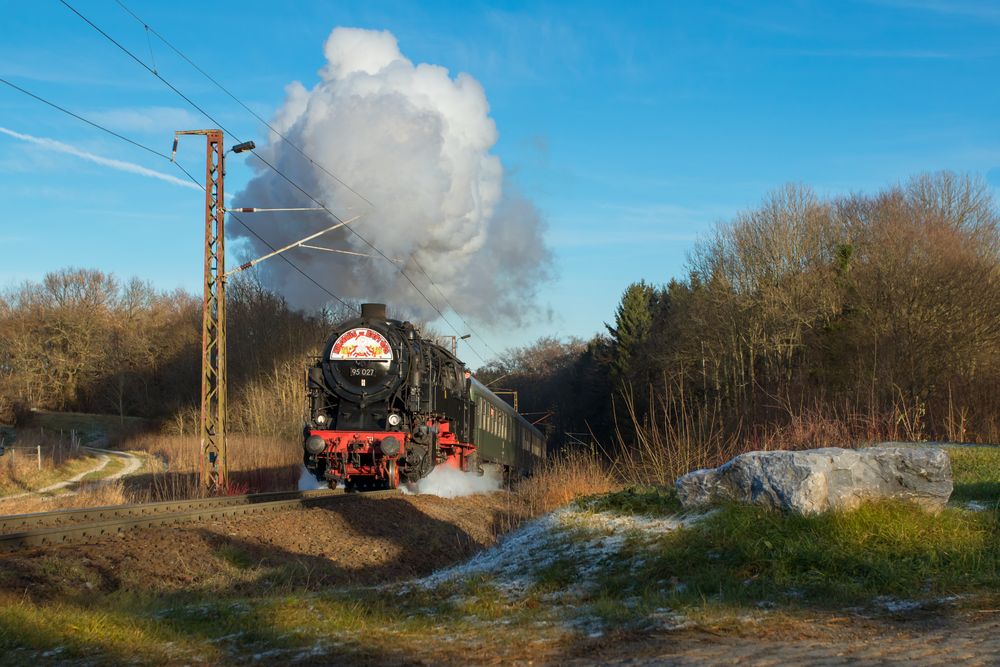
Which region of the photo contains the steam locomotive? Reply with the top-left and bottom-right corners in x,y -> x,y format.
303,303 -> 546,489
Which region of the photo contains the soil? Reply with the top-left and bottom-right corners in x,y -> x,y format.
0,491 -> 527,600
558,610 -> 1000,666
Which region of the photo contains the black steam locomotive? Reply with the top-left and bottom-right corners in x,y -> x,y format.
303,303 -> 546,489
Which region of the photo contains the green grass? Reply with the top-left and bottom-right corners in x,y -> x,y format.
576,485 -> 682,516
532,557 -> 580,593
947,446 -> 1000,505
0,581 -> 562,666
594,495 -> 1000,613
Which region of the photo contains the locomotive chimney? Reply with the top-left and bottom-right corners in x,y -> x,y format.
361,303 -> 387,321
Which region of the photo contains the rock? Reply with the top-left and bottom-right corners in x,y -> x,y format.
675,447 -> 952,514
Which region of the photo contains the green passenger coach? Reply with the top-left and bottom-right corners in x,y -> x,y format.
469,377 -> 546,475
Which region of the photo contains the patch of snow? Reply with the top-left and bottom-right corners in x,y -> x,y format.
400,503 -> 707,636
251,648 -> 287,661
651,608 -> 695,630
874,596 -> 924,613
292,640 -> 328,662
412,506 -> 706,597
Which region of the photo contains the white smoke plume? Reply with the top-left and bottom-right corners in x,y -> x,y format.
232,27 -> 550,324
401,463 -> 501,498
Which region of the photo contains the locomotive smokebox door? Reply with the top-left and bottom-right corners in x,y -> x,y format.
323,324 -> 402,402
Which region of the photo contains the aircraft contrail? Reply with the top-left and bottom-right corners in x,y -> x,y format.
0,125 -> 200,191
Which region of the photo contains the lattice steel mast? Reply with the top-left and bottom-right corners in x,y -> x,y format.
171,129 -> 350,492
175,129 -> 228,491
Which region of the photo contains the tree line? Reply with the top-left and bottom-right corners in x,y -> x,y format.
0,270 -> 348,436
484,172 -> 1000,456
3,171 -> 998,458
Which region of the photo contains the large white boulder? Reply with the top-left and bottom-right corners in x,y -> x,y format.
675,447 -> 952,514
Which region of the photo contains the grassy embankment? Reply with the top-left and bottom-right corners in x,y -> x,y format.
2,446 -> 997,664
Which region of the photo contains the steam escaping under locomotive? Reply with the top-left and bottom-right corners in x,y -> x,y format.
303,303 -> 546,490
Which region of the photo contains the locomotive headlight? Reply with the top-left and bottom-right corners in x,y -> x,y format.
387,413 -> 401,427
316,414 -> 327,425
380,436 -> 401,457
305,435 -> 327,455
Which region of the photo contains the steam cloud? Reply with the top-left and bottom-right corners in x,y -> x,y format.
232,27 -> 550,324
297,465 -> 327,491
401,463 -> 501,498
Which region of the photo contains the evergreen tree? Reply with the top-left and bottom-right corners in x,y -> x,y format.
606,281 -> 655,386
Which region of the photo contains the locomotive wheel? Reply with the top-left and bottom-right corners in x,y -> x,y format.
327,479 -> 338,490
387,459 -> 399,489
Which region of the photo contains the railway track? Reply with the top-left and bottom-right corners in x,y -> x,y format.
0,488 -> 400,553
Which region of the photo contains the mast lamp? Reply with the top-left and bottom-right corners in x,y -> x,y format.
231,140 -> 256,154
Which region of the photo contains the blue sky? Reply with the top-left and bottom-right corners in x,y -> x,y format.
2,1 -> 999,361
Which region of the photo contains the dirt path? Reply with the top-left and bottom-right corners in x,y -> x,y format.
84,446 -> 143,482
0,446 -> 142,504
562,612 -> 1000,666
0,453 -> 110,502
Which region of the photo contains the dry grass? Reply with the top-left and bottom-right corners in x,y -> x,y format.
513,451 -> 618,516
610,385 -> 913,486
0,429 -> 93,496
122,432 -> 303,500
0,480 -> 133,515
229,361 -> 306,439
611,386 -> 740,487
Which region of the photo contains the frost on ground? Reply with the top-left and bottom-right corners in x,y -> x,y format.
965,500 -> 993,512
405,503 -> 707,635
401,464 -> 500,498
873,595 -> 962,614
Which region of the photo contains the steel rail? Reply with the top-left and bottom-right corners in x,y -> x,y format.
0,488 -> 340,533
0,488 -> 400,553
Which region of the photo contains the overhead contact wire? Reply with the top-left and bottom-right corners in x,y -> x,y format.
115,0 -> 375,210
0,75 -> 353,311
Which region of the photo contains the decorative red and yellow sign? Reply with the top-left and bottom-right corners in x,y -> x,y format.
330,328 -> 393,361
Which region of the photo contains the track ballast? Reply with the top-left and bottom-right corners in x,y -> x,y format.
0,488 -> 399,553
